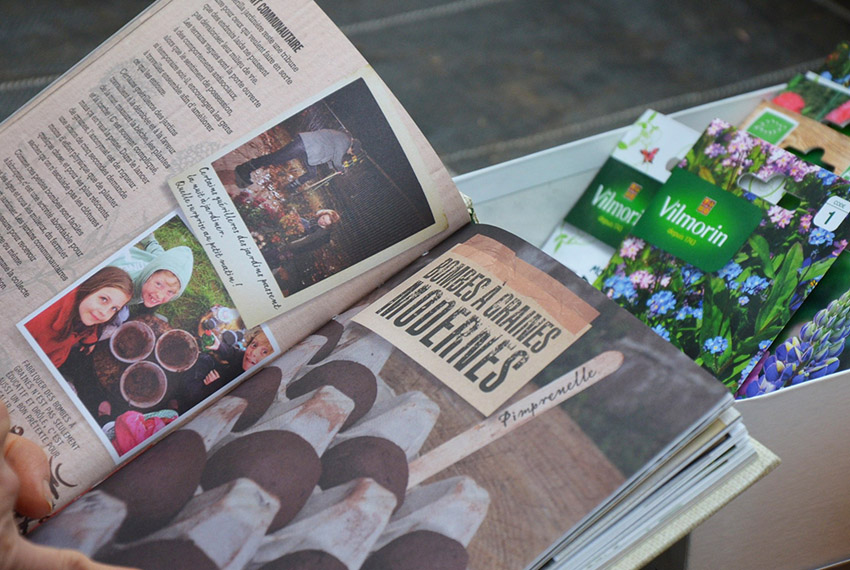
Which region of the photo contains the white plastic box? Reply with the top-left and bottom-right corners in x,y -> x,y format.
454,85 -> 850,570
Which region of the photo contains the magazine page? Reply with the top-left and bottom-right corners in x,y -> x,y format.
0,0 -> 468,520
30,224 -> 732,570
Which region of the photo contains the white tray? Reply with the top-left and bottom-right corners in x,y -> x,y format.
455,85 -> 850,570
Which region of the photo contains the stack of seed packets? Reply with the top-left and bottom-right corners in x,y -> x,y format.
594,119 -> 850,393
732,43 -> 850,398
541,110 -> 700,281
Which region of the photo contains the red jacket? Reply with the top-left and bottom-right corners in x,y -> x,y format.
25,289 -> 98,368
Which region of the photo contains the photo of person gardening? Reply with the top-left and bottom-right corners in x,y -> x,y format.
19,214 -> 278,457
211,77 -> 438,297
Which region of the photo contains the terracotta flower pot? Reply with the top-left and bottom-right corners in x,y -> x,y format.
110,321 -> 155,363
120,361 -> 167,409
155,329 -> 200,372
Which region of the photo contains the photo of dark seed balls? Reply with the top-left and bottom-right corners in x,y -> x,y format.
286,360 -> 377,430
99,430 -> 207,541
318,436 -> 409,511
361,530 -> 469,570
257,549 -> 348,570
100,538 -> 218,570
201,430 -> 321,531
308,320 -> 344,365
227,366 -> 283,432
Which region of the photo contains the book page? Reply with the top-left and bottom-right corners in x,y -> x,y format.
0,0 -> 467,517
29,224 -> 732,569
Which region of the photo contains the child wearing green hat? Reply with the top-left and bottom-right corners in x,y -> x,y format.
102,233 -> 194,337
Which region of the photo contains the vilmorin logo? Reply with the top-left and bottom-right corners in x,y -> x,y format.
697,197 -> 717,215
659,195 -> 728,246
624,182 -> 642,201
591,185 -> 642,224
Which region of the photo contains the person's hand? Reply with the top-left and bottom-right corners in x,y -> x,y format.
203,370 -> 221,386
97,401 -> 112,418
0,399 -> 129,570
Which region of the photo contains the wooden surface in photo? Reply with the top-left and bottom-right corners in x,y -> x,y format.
381,348 -> 625,570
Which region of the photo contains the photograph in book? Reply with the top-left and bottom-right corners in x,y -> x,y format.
31,225 -> 732,570
17,213 -> 279,459
171,73 -> 449,327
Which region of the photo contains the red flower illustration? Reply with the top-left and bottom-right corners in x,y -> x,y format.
825,100 -> 850,127
772,91 -> 805,113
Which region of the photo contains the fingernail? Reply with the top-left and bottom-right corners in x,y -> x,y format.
42,479 -> 54,512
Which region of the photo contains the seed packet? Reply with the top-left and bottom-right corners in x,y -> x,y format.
541,110 -> 699,281
737,92 -> 850,397
740,101 -> 850,179
814,40 -> 850,87
738,251 -> 850,397
595,119 -> 850,393
771,72 -> 850,128
770,42 -> 850,131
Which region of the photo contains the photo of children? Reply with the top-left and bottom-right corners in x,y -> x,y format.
173,326 -> 274,413
211,78 -> 438,297
99,234 -> 194,339
24,266 -> 134,369
19,214 -> 279,458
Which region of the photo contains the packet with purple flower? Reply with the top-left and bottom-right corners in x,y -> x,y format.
739,100 -> 850,178
739,253 -> 850,398
595,119 -> 850,394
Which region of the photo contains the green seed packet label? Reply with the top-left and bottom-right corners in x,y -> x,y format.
632,168 -> 762,272
565,158 -> 660,248
745,108 -> 798,145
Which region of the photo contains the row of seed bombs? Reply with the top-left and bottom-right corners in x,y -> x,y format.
250,474 -> 489,570
249,325 -> 490,570
36,318 -> 387,567
34,308 -> 490,569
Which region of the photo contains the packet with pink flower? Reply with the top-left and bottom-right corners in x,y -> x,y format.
541,110 -> 699,281
770,41 -> 850,135
595,119 -> 850,394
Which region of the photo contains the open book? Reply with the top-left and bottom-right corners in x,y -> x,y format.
0,0 -> 776,568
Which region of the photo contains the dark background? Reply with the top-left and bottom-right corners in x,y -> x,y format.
1,0 -> 849,176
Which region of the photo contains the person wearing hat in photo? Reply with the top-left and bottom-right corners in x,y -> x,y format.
234,128 -> 362,189
101,233 -> 195,338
